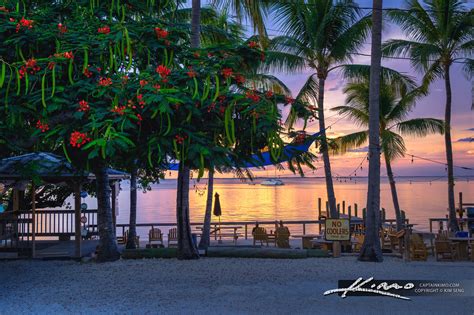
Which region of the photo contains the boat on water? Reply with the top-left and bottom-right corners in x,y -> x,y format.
260,178 -> 285,186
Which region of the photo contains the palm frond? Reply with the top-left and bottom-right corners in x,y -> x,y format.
339,64 -> 417,93
395,118 -> 445,137
261,50 -> 308,74
380,130 -> 406,161
329,14 -> 372,62
331,131 -> 368,155
285,74 -> 319,128
331,105 -> 369,127
243,73 -> 292,95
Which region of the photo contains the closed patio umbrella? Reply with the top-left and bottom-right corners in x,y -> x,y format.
213,193 -> 222,242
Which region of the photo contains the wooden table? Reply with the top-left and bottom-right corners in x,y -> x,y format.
196,226 -> 242,244
292,234 -> 323,249
449,237 -> 473,260
313,237 -> 359,251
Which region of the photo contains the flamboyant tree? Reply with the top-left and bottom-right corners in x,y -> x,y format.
0,0 -> 288,260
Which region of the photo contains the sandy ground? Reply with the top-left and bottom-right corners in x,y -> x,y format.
0,256 -> 473,315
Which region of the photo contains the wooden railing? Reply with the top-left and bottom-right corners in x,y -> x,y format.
16,209 -> 98,237
0,211 -> 31,254
115,218 -> 370,241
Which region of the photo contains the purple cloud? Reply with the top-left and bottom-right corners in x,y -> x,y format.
458,137 -> 474,142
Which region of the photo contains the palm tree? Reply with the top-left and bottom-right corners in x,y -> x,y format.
359,0 -> 383,262
382,0 -> 473,231
333,70 -> 444,231
264,0 -> 372,219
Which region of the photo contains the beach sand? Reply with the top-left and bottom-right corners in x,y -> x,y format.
0,256 -> 473,315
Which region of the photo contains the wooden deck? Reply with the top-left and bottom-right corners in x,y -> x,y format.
34,240 -> 101,259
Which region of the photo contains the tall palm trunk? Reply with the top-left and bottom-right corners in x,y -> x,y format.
384,153 -> 402,231
126,167 -> 137,249
191,0 -> 201,48
198,168 -> 214,249
176,163 -> 199,259
317,76 -> 338,219
359,0 -> 383,262
174,0 -> 201,260
95,163 -> 120,262
444,64 -> 458,232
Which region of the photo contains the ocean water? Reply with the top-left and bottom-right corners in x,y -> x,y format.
81,176 -> 473,236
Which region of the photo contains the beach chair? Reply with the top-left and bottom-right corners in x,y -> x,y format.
435,240 -> 459,261
409,234 -> 428,261
353,234 -> 364,252
148,228 -> 164,247
120,230 -> 140,248
275,226 -> 291,248
253,227 -> 275,246
168,228 -> 178,247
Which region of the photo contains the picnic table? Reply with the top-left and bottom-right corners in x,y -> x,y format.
196,226 -> 243,244
291,234 -> 323,249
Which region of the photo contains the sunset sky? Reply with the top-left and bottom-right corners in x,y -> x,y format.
190,0 -> 474,178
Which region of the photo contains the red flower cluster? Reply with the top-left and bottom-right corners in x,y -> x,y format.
222,68 -> 233,79
98,77 -> 112,87
135,113 -> 143,125
98,25 -> 110,34
265,91 -> 274,98
15,17 -> 34,32
140,80 -> 148,87
156,65 -> 171,78
111,106 -> 126,115
248,41 -> 258,48
48,61 -> 56,70
36,120 -> 49,132
154,27 -> 168,39
137,94 -> 145,108
153,84 -> 161,91
19,58 -> 40,79
57,23 -> 67,33
70,131 -> 91,148
78,100 -> 90,112
174,134 -> 187,145
187,67 -> 197,78
235,74 -> 245,85
193,52 -> 200,58
207,102 -> 216,113
83,66 -> 93,78
246,91 -> 260,103
285,96 -> 295,104
295,132 -> 306,144
54,51 -> 74,59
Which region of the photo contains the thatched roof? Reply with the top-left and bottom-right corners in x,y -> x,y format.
0,152 -> 128,182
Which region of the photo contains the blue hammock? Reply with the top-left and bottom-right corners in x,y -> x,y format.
168,132 -> 320,170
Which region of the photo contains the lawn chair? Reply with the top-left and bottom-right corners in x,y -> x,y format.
148,228 -> 163,247
253,227 -> 274,246
275,226 -> 291,248
409,234 -> 428,261
435,240 -> 459,261
119,230 -> 140,248
353,234 -> 364,252
168,228 -> 178,247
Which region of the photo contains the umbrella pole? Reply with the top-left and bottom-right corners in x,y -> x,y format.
218,216 -> 222,243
